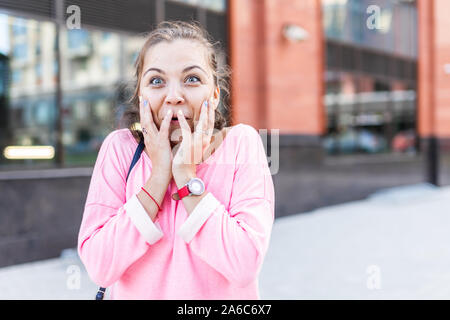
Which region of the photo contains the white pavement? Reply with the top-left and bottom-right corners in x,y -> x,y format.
1,183 -> 450,300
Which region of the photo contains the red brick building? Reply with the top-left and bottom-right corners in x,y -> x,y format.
229,0 -> 325,136
229,0 -> 449,145
228,0 -> 450,211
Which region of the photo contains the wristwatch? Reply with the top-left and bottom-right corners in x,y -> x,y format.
172,177 -> 205,201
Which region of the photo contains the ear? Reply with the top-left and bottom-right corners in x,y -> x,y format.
211,86 -> 221,110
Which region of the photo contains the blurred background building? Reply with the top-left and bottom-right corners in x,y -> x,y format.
0,0 -> 449,267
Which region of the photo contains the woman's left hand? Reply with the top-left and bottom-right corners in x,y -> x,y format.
172,98 -> 215,187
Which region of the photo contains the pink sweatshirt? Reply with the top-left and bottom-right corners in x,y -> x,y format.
77,123 -> 275,299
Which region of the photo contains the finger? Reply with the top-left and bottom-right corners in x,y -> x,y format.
144,99 -> 159,134
176,110 -> 193,164
159,110 -> 172,138
193,101 -> 209,164
177,110 -> 191,137
140,97 -> 158,135
193,102 -> 206,150
139,95 -> 144,128
139,97 -> 148,136
202,99 -> 214,152
195,100 -> 208,134
208,98 -> 215,135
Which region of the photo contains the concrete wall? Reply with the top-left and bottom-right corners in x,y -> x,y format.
0,170 -> 90,268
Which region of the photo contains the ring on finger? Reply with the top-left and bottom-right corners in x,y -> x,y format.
142,127 -> 148,135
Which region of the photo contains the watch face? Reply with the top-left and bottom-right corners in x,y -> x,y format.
188,178 -> 205,195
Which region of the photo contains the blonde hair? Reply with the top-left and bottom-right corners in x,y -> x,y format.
122,20 -> 232,143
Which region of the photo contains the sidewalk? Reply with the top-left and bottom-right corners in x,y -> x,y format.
1,183 -> 450,299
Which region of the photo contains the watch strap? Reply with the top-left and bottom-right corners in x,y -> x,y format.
178,185 -> 191,199
171,184 -> 190,201
172,178 -> 205,201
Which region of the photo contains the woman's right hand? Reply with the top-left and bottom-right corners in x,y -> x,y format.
139,96 -> 173,183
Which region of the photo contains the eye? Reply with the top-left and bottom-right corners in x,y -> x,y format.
186,75 -> 201,83
149,77 -> 163,86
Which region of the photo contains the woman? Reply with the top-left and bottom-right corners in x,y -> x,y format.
78,20 -> 275,300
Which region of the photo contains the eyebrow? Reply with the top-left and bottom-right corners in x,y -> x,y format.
143,65 -> 207,77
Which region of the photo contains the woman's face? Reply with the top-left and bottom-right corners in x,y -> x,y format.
139,39 -> 220,144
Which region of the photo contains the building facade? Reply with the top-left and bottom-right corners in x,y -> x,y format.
0,0 -> 449,266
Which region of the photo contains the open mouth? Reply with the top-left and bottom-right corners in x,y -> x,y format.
170,114 -> 191,123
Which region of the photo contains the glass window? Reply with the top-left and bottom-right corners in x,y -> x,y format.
59,28 -> 145,166
323,0 -> 418,156
0,13 -> 147,170
34,101 -> 52,125
67,29 -> 90,50
101,55 -> 112,72
0,2 -> 228,171
12,43 -> 27,60
0,15 -> 58,170
12,17 -> 27,35
324,63 -> 417,155
11,69 -> 22,83
322,0 -> 417,58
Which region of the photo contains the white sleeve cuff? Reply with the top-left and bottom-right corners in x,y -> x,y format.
124,194 -> 164,245
177,192 -> 221,243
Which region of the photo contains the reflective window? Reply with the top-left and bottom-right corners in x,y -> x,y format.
323,0 -> 417,58
0,1 -> 228,170
0,16 -> 57,169
60,28 -> 144,166
0,14 -> 146,169
322,0 -> 417,155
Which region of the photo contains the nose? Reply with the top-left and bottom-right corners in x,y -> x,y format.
164,82 -> 185,106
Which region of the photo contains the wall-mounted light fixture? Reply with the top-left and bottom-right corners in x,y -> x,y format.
282,23 -> 309,42
3,146 -> 55,160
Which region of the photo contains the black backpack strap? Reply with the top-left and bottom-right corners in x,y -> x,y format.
95,287 -> 106,300
126,141 -> 145,182
96,141 -> 145,300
